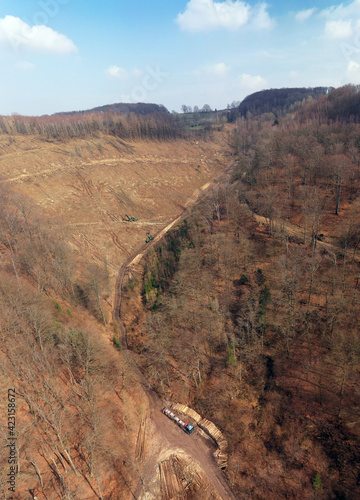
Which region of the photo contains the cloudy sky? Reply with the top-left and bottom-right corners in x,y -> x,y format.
0,0 -> 360,115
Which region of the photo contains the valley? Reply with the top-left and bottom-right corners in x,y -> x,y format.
0,88 -> 360,499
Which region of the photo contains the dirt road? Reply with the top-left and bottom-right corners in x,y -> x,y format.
112,168 -> 238,500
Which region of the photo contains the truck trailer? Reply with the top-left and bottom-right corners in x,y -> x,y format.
162,407 -> 195,435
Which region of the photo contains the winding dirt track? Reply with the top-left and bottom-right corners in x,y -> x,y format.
112,166 -> 239,500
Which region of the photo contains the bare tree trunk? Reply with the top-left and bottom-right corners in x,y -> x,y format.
30,461 -> 44,489
338,365 -> 347,418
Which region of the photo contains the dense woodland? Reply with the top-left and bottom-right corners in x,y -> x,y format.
237,86 -> 334,119
123,91 -> 360,498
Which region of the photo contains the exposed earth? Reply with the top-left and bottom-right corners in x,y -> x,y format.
0,132 -> 230,291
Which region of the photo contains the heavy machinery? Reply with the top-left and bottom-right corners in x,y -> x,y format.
145,232 -> 153,243
162,407 -> 195,435
123,214 -> 138,222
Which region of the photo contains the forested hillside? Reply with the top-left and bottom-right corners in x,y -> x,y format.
237,86 -> 334,119
122,91 -> 360,498
300,84 -> 360,124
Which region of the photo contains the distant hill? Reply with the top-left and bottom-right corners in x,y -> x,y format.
53,102 -> 169,116
237,87 -> 334,118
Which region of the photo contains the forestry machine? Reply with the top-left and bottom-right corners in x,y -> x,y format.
123,214 -> 138,222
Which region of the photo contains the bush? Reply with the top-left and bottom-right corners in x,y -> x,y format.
240,274 -> 250,285
226,343 -> 237,367
312,474 -> 322,492
113,336 -> 121,351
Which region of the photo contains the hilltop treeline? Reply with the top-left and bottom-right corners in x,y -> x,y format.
54,102 -> 169,116
237,86 -> 333,118
0,111 -> 185,141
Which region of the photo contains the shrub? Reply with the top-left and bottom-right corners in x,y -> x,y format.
240,274 -> 250,285
226,343 -> 237,367
113,336 -> 121,351
312,474 -> 322,492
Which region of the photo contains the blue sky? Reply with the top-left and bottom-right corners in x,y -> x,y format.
0,0 -> 360,115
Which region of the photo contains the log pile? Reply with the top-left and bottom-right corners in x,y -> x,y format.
172,403 -> 202,423
159,454 -> 218,499
213,449 -> 228,470
198,418 -> 228,468
171,403 -> 228,469
198,419 -> 228,451
135,415 -> 147,462
159,457 -> 185,500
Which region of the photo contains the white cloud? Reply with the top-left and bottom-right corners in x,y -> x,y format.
325,20 -> 352,39
107,66 -> 128,79
295,8 -> 316,22
206,62 -> 230,76
252,3 -> 273,30
176,0 -> 273,32
321,1 -> 360,20
240,73 -> 267,90
346,60 -> 360,81
14,60 -> 36,71
0,15 -> 77,55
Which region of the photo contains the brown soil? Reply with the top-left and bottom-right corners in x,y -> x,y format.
0,132 -> 231,294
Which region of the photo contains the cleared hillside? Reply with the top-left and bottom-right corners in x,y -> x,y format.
0,129 -> 230,287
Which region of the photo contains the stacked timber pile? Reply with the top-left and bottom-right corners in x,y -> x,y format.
172,403 -> 202,423
198,418 -> 228,469
135,415 -> 147,462
159,456 -> 186,500
198,419 -> 228,450
159,454 -> 219,499
171,403 -> 228,469
213,449 -> 228,470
